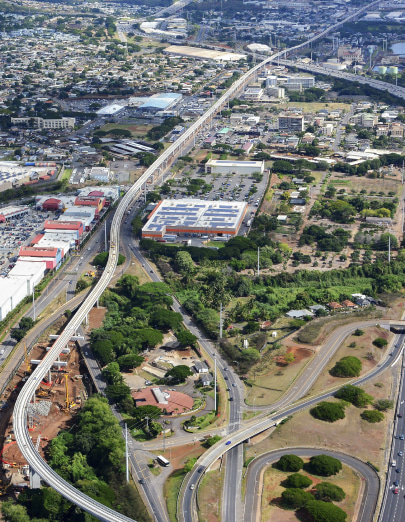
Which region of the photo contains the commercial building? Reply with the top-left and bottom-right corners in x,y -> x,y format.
19,246 -> 64,270
62,207 -> 97,229
11,117 -> 75,129
278,114 -> 305,132
132,387 -> 193,414
286,75 -> 315,88
0,205 -> 29,222
44,220 -> 84,240
243,87 -> 264,101
96,104 -> 125,116
77,186 -> 120,203
205,159 -> 264,175
142,199 -> 248,238
337,45 -> 362,61
136,93 -> 182,116
163,45 -> 246,62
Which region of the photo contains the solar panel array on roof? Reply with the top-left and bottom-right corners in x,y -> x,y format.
143,199 -> 247,236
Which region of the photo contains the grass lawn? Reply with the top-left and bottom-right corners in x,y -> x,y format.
197,469 -> 222,522
206,241 -> 225,248
60,168 -> 72,182
330,173 -> 401,195
124,255 -> 153,285
164,469 -> 186,522
100,123 -> 153,140
260,460 -> 360,522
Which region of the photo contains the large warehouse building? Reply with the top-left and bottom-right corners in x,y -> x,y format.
163,45 -> 246,62
142,199 -> 247,238
205,159 -> 264,175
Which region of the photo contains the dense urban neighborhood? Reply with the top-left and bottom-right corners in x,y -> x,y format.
3,1 -> 405,522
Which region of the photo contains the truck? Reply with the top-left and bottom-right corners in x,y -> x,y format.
246,219 -> 252,227
392,459 -> 397,467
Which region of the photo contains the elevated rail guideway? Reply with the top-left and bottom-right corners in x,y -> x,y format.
13,1 -> 383,520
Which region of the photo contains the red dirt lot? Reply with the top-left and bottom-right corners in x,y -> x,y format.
0,340 -> 88,495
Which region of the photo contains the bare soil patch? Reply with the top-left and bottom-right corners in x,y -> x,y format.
246,345 -> 314,406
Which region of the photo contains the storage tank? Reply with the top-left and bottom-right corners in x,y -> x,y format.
378,66 -> 387,75
388,66 -> 398,75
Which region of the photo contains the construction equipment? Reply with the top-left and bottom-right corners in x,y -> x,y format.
24,343 -> 31,375
36,388 -> 49,398
63,374 -> 75,412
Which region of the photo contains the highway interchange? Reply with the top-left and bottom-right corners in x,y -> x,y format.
5,0 -> 405,521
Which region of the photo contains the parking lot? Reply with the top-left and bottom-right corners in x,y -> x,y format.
0,210 -> 51,275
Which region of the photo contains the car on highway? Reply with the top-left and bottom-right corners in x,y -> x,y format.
401,435 -> 404,440
394,480 -> 399,486
139,479 -> 146,485
190,484 -> 195,490
226,387 -> 230,391
394,487 -> 399,494
398,413 -> 403,418
225,441 -> 231,445
396,468 -> 401,473
229,397 -> 234,401
224,376 -> 228,380
232,383 -> 236,387
399,452 -> 403,457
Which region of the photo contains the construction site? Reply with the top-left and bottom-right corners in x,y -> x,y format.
0,332 -> 89,497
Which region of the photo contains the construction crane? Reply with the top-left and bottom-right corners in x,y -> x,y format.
24,342 -> 31,375
63,374 -> 75,412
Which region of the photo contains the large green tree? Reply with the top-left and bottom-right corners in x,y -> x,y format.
165,365 -> 193,384
307,455 -> 342,477
276,454 -> 304,472
304,500 -> 347,522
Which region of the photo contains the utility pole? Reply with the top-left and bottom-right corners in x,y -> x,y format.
388,235 -> 391,263
214,356 -> 217,412
104,221 -> 107,252
32,283 -> 36,321
162,422 -> 166,452
219,303 -> 223,339
402,160 -> 404,185
257,247 -> 260,277
125,423 -> 129,484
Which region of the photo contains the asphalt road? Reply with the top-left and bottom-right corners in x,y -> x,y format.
244,448 -> 380,522
379,349 -> 405,522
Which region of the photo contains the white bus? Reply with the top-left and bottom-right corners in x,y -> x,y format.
156,455 -> 170,467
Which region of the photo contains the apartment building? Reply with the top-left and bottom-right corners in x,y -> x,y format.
278,114 -> 304,132
11,117 -> 75,129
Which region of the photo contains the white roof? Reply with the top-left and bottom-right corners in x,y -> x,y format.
0,205 -> 29,216
97,104 -> 125,115
9,260 -> 46,278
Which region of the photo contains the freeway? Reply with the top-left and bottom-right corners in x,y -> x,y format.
244,448 -> 380,522
273,57 -> 405,101
378,350 -> 405,522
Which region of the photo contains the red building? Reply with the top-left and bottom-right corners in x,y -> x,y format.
42,198 -> 62,211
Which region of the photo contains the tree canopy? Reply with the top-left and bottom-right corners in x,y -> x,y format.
276,454 -> 304,472
310,402 -> 346,423
330,356 -> 362,378
307,455 -> 343,477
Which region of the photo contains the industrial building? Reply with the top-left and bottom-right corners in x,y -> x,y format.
0,260 -> 46,321
163,45 -> 246,62
205,159 -> 264,175
0,205 -> 29,222
142,199 -> 248,238
77,186 -> 120,203
88,166 -> 111,183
